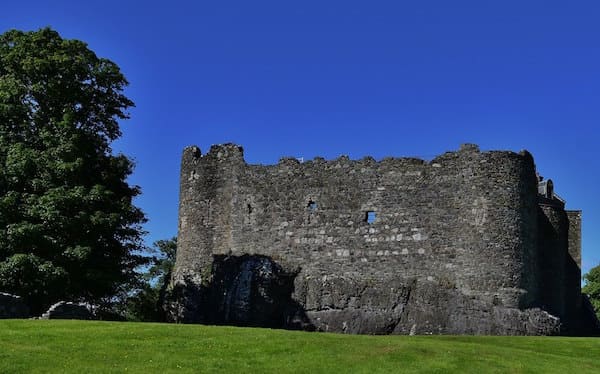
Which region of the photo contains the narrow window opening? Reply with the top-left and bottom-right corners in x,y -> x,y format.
366,211 -> 376,224
307,200 -> 317,211
247,204 -> 253,214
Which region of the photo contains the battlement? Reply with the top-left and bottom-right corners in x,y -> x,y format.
169,143 -> 588,335
191,142 -> 534,168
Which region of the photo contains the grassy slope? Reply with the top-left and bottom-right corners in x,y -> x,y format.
0,320 -> 599,373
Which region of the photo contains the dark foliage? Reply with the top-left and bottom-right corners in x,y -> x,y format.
121,237 -> 176,322
0,28 -> 147,314
583,265 -> 600,320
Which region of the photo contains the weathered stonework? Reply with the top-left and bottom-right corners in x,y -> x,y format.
40,301 -> 94,320
166,143 -> 597,335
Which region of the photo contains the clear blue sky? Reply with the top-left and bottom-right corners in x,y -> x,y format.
2,1 -> 599,273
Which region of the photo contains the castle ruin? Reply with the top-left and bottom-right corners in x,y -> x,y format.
166,143 -> 598,335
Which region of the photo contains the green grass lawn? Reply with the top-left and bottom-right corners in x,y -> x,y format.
0,320 -> 599,373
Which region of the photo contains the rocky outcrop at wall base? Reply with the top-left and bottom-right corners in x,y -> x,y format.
41,301 -> 94,320
0,292 -> 29,318
164,255 -> 307,328
296,273 -> 562,336
165,255 -> 562,336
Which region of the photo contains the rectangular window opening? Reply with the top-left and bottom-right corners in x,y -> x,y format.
366,211 -> 376,224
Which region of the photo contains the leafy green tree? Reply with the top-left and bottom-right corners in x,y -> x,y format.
145,237 -> 177,296
122,237 -> 176,322
583,265 -> 600,319
0,28 -> 147,314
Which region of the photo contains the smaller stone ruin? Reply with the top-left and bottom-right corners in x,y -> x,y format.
41,301 -> 94,320
0,292 -> 29,318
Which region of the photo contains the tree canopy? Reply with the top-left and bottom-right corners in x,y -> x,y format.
583,265 -> 600,320
122,237 -> 177,322
0,28 -> 146,314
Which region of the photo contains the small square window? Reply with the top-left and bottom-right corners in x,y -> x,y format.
366,211 -> 376,224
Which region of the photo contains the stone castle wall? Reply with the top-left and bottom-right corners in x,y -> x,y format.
168,143 -> 588,335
